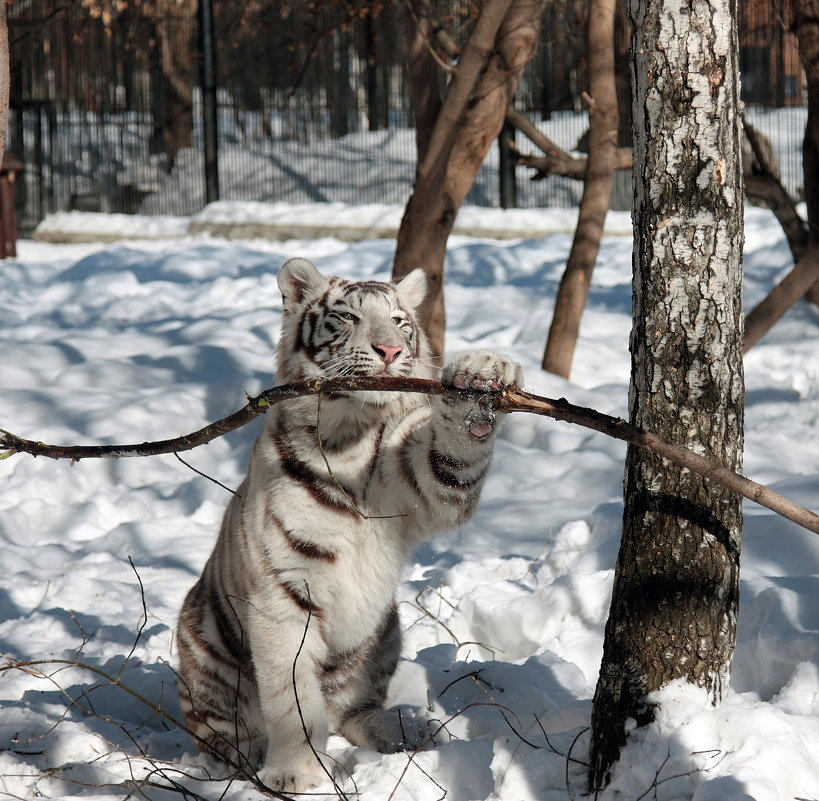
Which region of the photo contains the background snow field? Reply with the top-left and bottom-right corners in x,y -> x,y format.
1,204 -> 818,800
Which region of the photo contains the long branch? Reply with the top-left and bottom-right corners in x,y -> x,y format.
2,377 -> 817,534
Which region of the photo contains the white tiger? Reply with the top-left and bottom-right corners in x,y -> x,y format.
176,258 -> 522,792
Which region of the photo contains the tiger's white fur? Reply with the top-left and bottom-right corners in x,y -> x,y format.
176,258 -> 523,792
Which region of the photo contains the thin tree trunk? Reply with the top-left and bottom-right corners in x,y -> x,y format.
541,0 -> 618,378
406,0 -> 442,161
154,0 -> 196,168
590,0 -> 744,789
0,0 -> 7,163
393,0 -> 547,359
793,0 -> 819,304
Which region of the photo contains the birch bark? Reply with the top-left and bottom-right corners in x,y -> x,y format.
589,0 -> 744,788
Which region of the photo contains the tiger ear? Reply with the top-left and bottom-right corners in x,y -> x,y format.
278,258 -> 329,308
394,268 -> 427,311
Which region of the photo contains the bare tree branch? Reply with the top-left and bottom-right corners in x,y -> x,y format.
418,15 -> 591,183
510,139 -> 632,181
744,120 -> 811,265
2,377 -> 817,535
507,104 -> 632,181
505,104 -> 566,161
744,247 -> 819,351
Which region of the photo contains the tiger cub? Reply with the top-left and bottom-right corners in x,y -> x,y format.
176,258 -> 522,792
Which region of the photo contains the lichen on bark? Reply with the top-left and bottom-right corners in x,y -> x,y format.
590,0 -> 744,790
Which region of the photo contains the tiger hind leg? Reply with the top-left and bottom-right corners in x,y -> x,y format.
323,603 -> 429,752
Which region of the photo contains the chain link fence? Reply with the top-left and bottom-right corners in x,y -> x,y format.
9,0 -> 807,232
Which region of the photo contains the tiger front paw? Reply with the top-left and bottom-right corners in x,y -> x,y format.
444,351 -> 522,392
442,351 -> 523,438
256,755 -> 328,794
340,706 -> 431,753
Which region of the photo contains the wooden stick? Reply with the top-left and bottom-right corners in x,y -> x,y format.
2,377 -> 817,534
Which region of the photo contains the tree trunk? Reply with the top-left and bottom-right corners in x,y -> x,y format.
330,28 -> 352,138
542,0 -> 619,378
393,0 -> 547,359
405,0 -> 442,159
611,0 -> 633,210
154,0 -> 196,169
793,0 -> 819,304
0,0 -> 8,163
589,0 -> 744,790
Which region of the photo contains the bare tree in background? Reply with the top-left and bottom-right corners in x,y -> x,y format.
541,0 -> 618,378
392,0 -> 548,358
740,0 -> 819,348
152,0 -> 196,169
589,0 -> 744,788
794,0 -> 819,304
0,0 -> 7,165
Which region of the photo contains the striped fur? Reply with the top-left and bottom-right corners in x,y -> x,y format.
176,258 -> 523,792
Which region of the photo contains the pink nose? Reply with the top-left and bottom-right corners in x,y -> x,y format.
373,344 -> 402,366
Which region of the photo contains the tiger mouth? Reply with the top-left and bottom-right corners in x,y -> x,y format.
317,363 -> 409,380
358,365 -> 404,379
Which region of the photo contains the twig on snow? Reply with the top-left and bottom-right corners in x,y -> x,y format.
0,568 -> 296,801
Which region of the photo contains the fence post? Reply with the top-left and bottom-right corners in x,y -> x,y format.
498,117 -> 517,209
199,0 -> 219,204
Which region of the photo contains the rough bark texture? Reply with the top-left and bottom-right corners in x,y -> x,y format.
793,0 -> 819,304
542,0 -> 619,378
590,0 -> 744,789
393,0 -> 547,359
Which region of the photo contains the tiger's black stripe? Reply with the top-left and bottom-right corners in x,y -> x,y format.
284,529 -> 336,561
271,419 -> 360,519
265,504 -> 337,562
176,260 -> 518,786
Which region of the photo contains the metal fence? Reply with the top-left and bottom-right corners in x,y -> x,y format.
9,0 -> 807,232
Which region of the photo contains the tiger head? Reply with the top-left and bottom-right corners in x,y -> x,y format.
275,258 -> 435,388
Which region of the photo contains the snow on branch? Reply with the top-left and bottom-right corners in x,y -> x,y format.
2,377 -> 817,535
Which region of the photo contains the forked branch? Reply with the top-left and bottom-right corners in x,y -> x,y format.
1,376 -> 818,535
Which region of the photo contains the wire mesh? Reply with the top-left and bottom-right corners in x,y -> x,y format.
8,0 -> 807,231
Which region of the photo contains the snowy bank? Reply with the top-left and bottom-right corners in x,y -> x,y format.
1,203 -> 818,800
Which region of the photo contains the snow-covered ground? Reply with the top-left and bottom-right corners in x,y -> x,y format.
1,202 -> 818,800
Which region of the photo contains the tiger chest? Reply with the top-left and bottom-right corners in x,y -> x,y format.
318,530 -> 403,651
